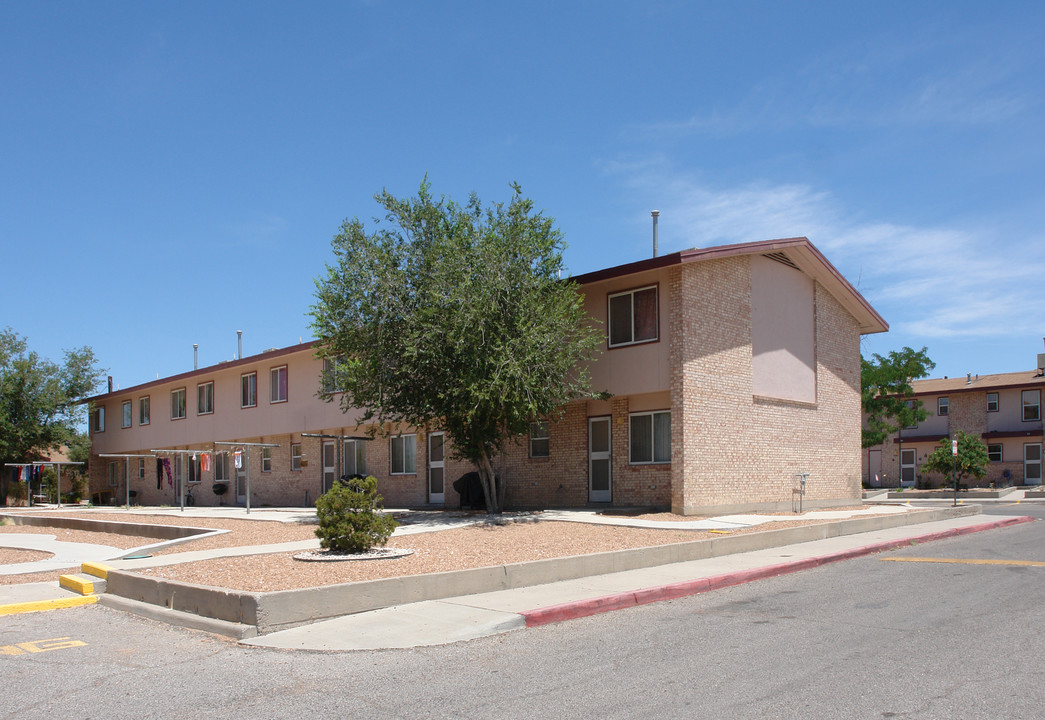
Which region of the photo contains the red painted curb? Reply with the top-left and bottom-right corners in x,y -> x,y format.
519,515 -> 1035,628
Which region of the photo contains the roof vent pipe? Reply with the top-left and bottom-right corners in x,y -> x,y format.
966,373 -> 972,385
651,210 -> 660,258
193,344 -> 198,370
237,330 -> 243,360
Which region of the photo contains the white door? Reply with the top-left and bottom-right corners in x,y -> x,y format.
589,417 -> 612,502
1024,443 -> 1042,485
322,441 -> 337,494
900,448 -> 916,487
428,433 -> 445,504
868,449 -> 882,488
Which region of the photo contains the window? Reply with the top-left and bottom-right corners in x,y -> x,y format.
92,406 -> 105,433
109,460 -> 120,487
189,454 -> 201,484
903,400 -> 917,430
261,447 -> 271,472
171,388 -> 186,420
343,439 -> 367,475
270,366 -> 288,403
390,434 -> 417,474
121,401 -> 132,428
138,458 -> 145,479
608,286 -> 658,347
988,444 -> 1003,462
214,452 -> 229,482
321,357 -> 344,395
630,410 -> 671,464
1023,390 -> 1040,422
241,372 -> 257,408
290,442 -> 302,471
197,382 -> 214,415
987,393 -> 999,413
937,397 -> 948,416
529,421 -> 550,458
139,396 -> 150,425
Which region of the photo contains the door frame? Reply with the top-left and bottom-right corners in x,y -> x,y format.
1024,443 -> 1042,486
900,447 -> 916,487
588,416 -> 612,503
428,432 -> 445,504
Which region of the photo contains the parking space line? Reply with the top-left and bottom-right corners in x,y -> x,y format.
880,557 -> 1045,567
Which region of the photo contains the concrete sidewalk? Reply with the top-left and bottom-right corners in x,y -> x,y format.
243,513 -> 1033,651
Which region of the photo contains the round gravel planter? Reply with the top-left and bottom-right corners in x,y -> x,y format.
293,548 -> 415,562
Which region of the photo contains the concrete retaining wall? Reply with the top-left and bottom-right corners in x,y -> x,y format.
103,505 -> 979,634
0,513 -> 213,540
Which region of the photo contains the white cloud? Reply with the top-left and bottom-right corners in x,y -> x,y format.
609,161 -> 1045,341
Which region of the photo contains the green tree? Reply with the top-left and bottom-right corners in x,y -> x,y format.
920,430 -> 989,488
861,346 -> 935,448
311,180 -> 602,513
0,328 -> 104,466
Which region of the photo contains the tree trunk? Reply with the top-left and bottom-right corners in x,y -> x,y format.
476,448 -> 502,514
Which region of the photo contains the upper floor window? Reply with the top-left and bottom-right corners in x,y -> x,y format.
1023,390 -> 1040,422
630,410 -> 671,464
92,406 -> 105,433
987,393 -> 999,413
321,357 -> 345,395
937,397 -> 948,416
241,372 -> 257,408
529,421 -> 550,458
270,366 -> 288,404
139,396 -> 150,425
122,401 -> 132,428
197,381 -> 214,415
391,434 -> 417,475
171,388 -> 186,420
903,400 -> 917,429
608,286 -> 658,348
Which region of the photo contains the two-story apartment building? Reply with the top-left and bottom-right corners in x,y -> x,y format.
87,237 -> 887,514
864,369 -> 1045,488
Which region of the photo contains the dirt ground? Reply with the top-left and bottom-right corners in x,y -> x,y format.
0,507 -> 926,591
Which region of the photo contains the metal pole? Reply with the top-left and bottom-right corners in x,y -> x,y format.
125,459 -> 130,507
180,456 -> 185,512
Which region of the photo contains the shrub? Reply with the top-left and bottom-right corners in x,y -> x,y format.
314,475 -> 397,553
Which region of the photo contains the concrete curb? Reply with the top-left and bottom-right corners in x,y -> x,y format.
519,515 -> 1035,627
102,505 -> 982,636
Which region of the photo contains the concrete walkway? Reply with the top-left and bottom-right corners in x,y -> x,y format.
243,513 -> 1032,651
0,534 -> 125,575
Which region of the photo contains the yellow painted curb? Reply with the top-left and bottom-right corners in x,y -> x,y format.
81,562 -> 112,580
58,575 -> 94,596
0,596 -> 98,616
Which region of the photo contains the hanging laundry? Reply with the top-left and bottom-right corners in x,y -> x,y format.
234,451 -> 243,469
201,453 -> 211,472
162,458 -> 173,487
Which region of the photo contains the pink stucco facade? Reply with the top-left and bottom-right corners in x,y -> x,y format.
88,237 -> 886,514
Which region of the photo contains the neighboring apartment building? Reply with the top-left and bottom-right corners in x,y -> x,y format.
863,369 -> 1045,488
87,237 -> 887,515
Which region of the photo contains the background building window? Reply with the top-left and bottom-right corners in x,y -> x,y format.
391,434 -> 417,474
92,407 -> 105,433
343,439 -> 367,475
197,382 -> 214,415
242,373 -> 257,408
271,366 -> 288,403
108,460 -> 120,487
171,389 -> 186,420
189,454 -> 201,483
630,411 -> 671,464
261,447 -> 271,472
290,442 -> 302,470
138,457 -> 145,479
987,393 -> 999,413
139,396 -> 150,425
937,397 -> 948,416
987,444 -> 1003,462
122,401 -> 132,428
1023,390 -> 1040,422
608,286 -> 658,347
529,421 -> 550,458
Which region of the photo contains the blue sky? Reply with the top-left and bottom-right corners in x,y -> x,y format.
3,1 -> 1044,392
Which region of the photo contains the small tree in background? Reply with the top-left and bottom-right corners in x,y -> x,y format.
314,476 -> 398,553
920,430 -> 989,488
862,346 -> 935,448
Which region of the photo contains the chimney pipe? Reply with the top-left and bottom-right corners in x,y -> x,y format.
651,210 -> 660,258
237,330 -> 243,360
966,373 -> 972,385
107,376 -> 113,393
193,344 -> 198,370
